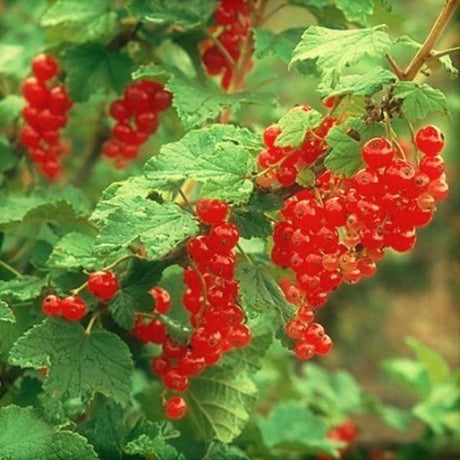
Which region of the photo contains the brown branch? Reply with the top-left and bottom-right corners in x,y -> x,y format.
402,0 -> 459,80
385,53 -> 404,79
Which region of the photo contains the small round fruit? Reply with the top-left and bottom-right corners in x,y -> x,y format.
150,287 -> 172,314
361,137 -> 395,169
42,295 -> 62,316
61,295 -> 87,321
87,270 -> 119,301
415,125 -> 444,156
31,54 -> 59,81
165,396 -> 187,420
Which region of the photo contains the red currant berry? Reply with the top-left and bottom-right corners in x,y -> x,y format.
150,287 -> 171,314
42,295 -> 62,316
295,341 -> 316,360
361,137 -> 395,169
196,198 -> 228,225
87,271 -> 119,301
415,125 -> 444,156
165,396 -> 188,420
31,54 -> 58,81
61,295 -> 87,321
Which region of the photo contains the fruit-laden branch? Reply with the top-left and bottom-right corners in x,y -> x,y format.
402,0 -> 459,80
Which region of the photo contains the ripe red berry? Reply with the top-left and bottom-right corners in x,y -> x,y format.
87,271 -> 119,301
163,369 -> 189,392
165,396 -> 187,420
361,137 -> 395,169
196,198 -> 228,225
150,287 -> 172,314
32,54 -> 58,81
295,341 -> 316,360
61,295 -> 87,321
263,124 -> 281,148
21,77 -> 49,108
415,125 -> 444,156
42,295 -> 62,316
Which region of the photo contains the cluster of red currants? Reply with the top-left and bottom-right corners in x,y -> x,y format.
256,106 -> 336,188
317,421 -> 358,460
20,54 -> 73,180
102,79 -> 172,167
201,0 -> 253,90
131,198 -> 250,420
271,124 -> 447,358
41,270 -> 119,322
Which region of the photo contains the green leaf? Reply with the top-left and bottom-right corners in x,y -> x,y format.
0,276 -> 46,302
9,319 -> 134,414
377,405 -> 413,431
291,25 -> 392,86
413,383 -> 460,437
185,365 -> 257,443
0,95 -> 24,125
276,107 -> 322,148
144,125 -> 260,204
109,259 -> 165,329
62,43 -> 133,101
204,441 -> 249,460
41,0 -> 117,44
383,358 -> 431,398
47,232 -> 97,270
166,74 -> 274,130
124,420 -> 184,460
0,187 -> 90,227
325,118 -> 385,176
254,28 -> 305,64
0,300 -> 15,323
0,136 -> 17,172
129,0 -> 217,29
405,336 -> 450,386
334,0 -> 374,25
257,401 -> 342,455
321,67 -> 396,98
79,399 -> 130,459
393,81 -> 449,124
0,405 -> 98,460
236,262 -> 295,346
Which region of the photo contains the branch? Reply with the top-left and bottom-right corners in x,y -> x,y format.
402,0 -> 459,80
385,53 -> 404,79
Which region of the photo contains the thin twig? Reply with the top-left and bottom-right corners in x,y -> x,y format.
430,45 -> 460,58
85,311 -> 101,335
385,53 -> 404,79
0,260 -> 23,278
402,0 -> 459,80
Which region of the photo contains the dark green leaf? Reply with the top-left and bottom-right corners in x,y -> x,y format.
0,276 -> 45,302
0,405 -> 98,459
0,136 -> 17,172
47,232 -> 97,270
0,300 -> 15,323
9,319 -> 134,415
63,43 -> 133,101
0,95 -> 24,125
129,0 -> 216,29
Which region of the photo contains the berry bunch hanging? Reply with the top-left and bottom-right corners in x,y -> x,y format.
269,123 -> 447,356
131,198 -> 251,419
200,0 -> 254,90
41,270 -> 119,322
256,106 -> 336,188
102,79 -> 172,167
19,54 -> 73,180
317,421 -> 358,460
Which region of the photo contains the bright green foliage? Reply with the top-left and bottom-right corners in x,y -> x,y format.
0,405 -> 98,459
41,0 -> 118,44
291,25 -> 392,86
167,74 -> 273,130
0,300 -> 15,323
323,67 -> 396,97
393,81 -> 449,124
276,106 -> 322,148
185,365 -> 257,443
257,401 -> 343,454
145,125 -> 260,204
335,0 -> 374,25
9,319 -> 134,415
129,0 -> 217,29
47,232 -> 97,270
62,43 -> 133,101
325,118 -> 385,176
0,276 -> 46,302
0,95 -> 24,125
254,28 -> 305,64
